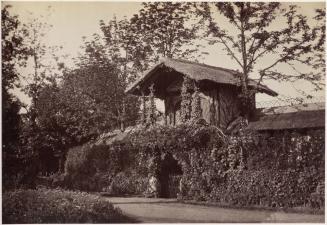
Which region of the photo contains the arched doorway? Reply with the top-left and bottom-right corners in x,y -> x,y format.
159,153 -> 182,198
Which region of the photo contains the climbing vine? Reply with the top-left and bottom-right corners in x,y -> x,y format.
180,77 -> 193,123
147,84 -> 157,125
140,92 -> 147,125
191,81 -> 202,120
62,122 -> 324,209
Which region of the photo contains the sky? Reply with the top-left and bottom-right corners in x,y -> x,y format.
3,1 -> 326,110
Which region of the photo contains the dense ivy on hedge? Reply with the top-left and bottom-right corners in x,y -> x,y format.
61,121 -> 324,210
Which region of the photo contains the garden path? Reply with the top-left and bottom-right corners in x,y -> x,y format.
106,197 -> 324,223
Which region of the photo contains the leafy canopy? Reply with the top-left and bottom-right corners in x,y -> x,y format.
196,3 -> 325,103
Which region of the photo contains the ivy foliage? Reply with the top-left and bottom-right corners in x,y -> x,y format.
62,122 -> 324,210
62,121 -> 237,196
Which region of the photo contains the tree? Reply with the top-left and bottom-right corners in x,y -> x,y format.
2,5 -> 24,148
62,35 -> 140,133
310,9 -> 326,91
21,11 -> 65,126
99,17 -> 145,129
196,3 -> 325,117
130,2 -> 202,63
2,5 -> 29,188
100,16 -> 151,78
16,10 -> 68,175
2,5 -> 29,92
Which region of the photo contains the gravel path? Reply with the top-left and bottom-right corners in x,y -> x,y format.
106,197 -> 324,223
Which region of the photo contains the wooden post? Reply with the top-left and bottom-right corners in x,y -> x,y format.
148,84 -> 156,125
164,97 -> 168,125
191,81 -> 202,120
141,91 -> 146,125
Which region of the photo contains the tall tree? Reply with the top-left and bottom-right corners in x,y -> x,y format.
21,13 -> 64,125
197,3 -> 325,117
100,17 -> 148,128
310,8 -> 326,91
130,2 -> 202,63
2,5 -> 29,187
100,17 -> 150,78
63,35 -> 140,133
16,9 -> 67,175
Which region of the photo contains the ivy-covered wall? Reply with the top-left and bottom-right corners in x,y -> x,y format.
223,129 -> 325,208
60,122 -> 324,210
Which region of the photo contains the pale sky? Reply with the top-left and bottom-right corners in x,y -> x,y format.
3,1 -> 326,109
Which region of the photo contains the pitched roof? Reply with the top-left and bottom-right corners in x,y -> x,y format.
247,109 -> 325,131
126,58 -> 278,96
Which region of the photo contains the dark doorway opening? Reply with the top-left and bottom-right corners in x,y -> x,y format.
159,153 -> 182,198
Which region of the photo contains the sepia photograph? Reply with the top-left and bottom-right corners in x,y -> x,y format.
2,1 -> 325,223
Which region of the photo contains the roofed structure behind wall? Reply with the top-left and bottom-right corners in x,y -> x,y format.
247,109 -> 325,131
125,58 -> 278,98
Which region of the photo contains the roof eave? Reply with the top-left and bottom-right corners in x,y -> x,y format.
125,61 -> 165,95
125,58 -> 278,97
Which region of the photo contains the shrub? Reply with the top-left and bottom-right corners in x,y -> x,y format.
63,140 -> 148,193
104,170 -> 148,196
2,188 -> 136,223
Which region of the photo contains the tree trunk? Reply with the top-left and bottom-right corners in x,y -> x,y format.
58,153 -> 66,173
240,7 -> 251,119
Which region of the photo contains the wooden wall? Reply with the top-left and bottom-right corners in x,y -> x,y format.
200,85 -> 242,129
164,83 -> 246,130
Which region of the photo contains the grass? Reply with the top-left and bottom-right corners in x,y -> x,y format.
3,188 -> 138,223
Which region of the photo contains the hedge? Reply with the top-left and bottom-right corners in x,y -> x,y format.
58,141 -> 148,194
210,168 -> 324,208
2,188 -> 136,223
60,121 -> 324,210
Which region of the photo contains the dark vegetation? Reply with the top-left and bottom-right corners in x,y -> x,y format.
59,143 -> 148,194
58,122 -> 324,210
3,188 -> 136,223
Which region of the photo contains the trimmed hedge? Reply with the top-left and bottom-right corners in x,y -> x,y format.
2,188 -> 136,223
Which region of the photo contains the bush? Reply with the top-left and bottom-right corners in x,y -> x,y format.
63,141 -> 148,193
104,170 -> 148,196
2,188 -> 136,223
